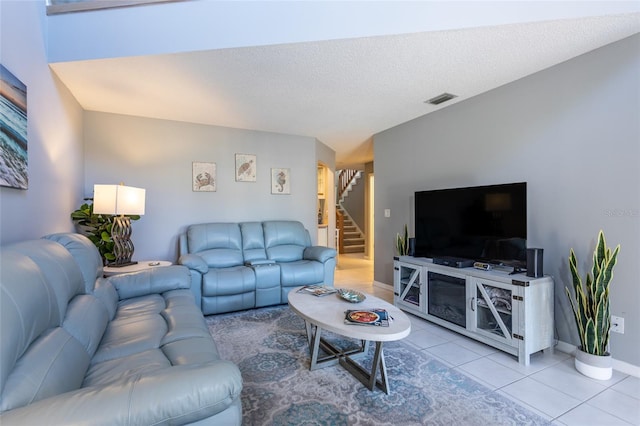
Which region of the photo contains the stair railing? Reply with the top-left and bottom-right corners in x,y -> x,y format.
338,169 -> 359,201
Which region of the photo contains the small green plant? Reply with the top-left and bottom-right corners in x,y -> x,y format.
396,224 -> 409,256
565,230 -> 620,356
70,199 -> 140,265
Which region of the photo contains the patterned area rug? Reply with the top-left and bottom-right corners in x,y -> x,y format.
206,305 -> 550,426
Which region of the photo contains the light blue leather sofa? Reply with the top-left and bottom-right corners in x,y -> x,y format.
0,233 -> 242,425
179,220 -> 337,315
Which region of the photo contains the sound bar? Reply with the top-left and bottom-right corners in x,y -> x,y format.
433,256 -> 475,268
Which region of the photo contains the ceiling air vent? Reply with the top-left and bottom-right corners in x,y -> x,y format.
425,93 -> 457,105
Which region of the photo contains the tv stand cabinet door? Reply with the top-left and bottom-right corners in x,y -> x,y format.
468,278 -> 519,350
393,260 -> 425,315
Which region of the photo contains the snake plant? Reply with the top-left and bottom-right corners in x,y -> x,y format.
565,230 -> 620,356
396,224 -> 409,256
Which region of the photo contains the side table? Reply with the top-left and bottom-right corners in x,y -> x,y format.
103,260 -> 172,277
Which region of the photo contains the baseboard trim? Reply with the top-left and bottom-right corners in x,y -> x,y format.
556,340 -> 639,378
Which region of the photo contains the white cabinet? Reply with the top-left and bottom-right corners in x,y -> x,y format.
317,226 -> 328,246
393,256 -> 554,365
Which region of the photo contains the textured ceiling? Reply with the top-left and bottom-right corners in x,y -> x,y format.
50,12 -> 640,168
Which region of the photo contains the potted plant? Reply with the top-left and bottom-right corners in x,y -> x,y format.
396,224 -> 409,256
70,199 -> 140,265
565,230 -> 620,380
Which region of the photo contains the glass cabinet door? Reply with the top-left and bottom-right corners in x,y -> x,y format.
470,278 -> 518,346
394,262 -> 424,312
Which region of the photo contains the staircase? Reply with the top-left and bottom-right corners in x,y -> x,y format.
336,205 -> 365,254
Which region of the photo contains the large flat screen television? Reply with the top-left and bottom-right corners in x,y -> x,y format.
414,182 -> 527,268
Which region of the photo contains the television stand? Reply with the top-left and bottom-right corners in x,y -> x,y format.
432,256 -> 474,268
393,255 -> 554,365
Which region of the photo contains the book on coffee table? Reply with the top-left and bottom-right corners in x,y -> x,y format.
344,309 -> 390,327
297,285 -> 338,297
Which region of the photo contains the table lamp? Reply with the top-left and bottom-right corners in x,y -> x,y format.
93,183 -> 146,267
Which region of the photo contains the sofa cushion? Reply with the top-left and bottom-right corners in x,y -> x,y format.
202,266 -> 256,297
7,239 -> 84,324
1,327 -> 89,412
1,253 -> 57,380
83,348 -> 171,388
62,294 -> 110,358
263,221 -> 310,262
93,277 -> 119,320
187,223 -> 244,267
240,222 -> 267,262
279,260 -> 325,287
0,239 -> 96,412
109,266 -> 191,300
43,233 -> 103,294
91,296 -> 168,365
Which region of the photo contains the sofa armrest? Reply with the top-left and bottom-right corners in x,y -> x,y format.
0,361 -> 242,425
178,253 -> 209,274
303,246 -> 337,263
108,265 -> 191,300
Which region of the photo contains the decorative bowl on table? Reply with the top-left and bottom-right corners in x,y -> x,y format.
337,288 -> 366,303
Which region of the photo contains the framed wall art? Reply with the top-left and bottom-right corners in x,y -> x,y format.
271,168 -> 290,194
0,64 -> 28,190
235,153 -> 256,182
192,162 -> 216,192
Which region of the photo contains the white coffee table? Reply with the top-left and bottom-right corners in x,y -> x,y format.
288,287 -> 411,394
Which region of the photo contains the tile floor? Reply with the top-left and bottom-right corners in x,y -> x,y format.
334,253 -> 640,426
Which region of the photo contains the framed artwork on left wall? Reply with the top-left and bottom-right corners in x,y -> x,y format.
0,64 -> 28,189
192,162 -> 216,192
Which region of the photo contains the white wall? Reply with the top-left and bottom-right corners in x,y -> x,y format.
374,35 -> 639,366
83,111 -> 322,261
0,1 -> 84,245
316,138 -> 337,249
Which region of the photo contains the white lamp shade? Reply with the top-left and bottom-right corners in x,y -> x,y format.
93,184 -> 146,215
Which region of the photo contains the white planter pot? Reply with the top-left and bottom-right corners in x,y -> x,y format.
575,349 -> 612,380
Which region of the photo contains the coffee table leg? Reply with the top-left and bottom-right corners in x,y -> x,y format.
304,320 -> 313,346
310,324 -> 323,369
340,341 -> 390,394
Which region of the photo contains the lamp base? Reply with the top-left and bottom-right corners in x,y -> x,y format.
107,260 -> 138,268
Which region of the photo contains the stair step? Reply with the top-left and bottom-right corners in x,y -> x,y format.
342,245 -> 365,253
344,238 -> 365,246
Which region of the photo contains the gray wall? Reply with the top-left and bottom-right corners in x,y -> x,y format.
0,1 -> 84,245
84,112 -> 323,261
374,35 -> 639,366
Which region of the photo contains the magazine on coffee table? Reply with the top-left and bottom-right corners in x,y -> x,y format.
344,309 -> 390,327
297,285 -> 338,297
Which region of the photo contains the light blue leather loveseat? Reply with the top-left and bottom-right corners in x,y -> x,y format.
0,233 -> 242,425
179,220 -> 337,315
